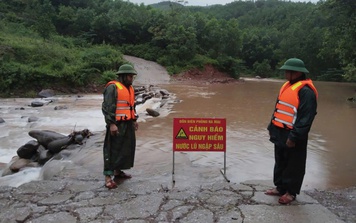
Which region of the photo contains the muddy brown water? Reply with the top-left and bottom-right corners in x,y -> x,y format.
135,80 -> 356,190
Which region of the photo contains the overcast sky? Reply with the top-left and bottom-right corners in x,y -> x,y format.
125,0 -> 319,6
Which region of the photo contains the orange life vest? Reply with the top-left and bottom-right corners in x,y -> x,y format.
106,81 -> 137,121
272,79 -> 318,129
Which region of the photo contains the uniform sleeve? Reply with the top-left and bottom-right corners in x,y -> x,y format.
288,86 -> 317,142
130,86 -> 138,121
267,97 -> 279,130
102,84 -> 117,125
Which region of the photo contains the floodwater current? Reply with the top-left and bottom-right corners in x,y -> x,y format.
0,79 -> 355,190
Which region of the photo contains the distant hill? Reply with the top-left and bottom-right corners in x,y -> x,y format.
149,1 -> 185,10
149,1 -> 219,11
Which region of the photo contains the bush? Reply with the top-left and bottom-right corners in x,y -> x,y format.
343,64 -> 356,82
100,70 -> 117,85
216,55 -> 243,79
253,59 -> 272,78
317,69 -> 344,82
190,54 -> 217,68
121,44 -> 163,62
0,26 -> 125,95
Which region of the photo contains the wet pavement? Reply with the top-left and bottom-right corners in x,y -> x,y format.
0,176 -> 346,223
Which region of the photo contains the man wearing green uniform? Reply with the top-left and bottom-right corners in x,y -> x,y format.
265,58 -> 318,204
102,64 -> 139,189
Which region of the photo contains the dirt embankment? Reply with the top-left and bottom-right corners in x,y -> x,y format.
124,55 -> 242,85
44,57 -> 239,96
172,64 -> 240,84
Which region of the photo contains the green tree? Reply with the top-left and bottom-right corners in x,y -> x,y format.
32,0 -> 56,39
220,19 -> 241,58
34,15 -> 56,40
91,14 -> 111,44
165,25 -> 197,65
200,18 -> 223,58
320,0 -> 356,81
253,59 -> 272,78
241,27 -> 280,70
55,5 -> 77,35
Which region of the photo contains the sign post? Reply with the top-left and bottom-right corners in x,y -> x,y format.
172,118 -> 229,183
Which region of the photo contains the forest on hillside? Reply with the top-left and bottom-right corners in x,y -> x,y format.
0,0 -> 355,95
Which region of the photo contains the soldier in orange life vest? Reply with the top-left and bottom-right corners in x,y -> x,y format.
265,58 -> 318,204
102,64 -> 139,189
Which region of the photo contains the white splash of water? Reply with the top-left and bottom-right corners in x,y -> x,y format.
0,167 -> 41,187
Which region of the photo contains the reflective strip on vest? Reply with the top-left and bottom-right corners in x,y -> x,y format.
276,109 -> 293,117
278,100 -> 295,110
117,106 -> 131,110
117,100 -> 129,104
274,117 -> 293,128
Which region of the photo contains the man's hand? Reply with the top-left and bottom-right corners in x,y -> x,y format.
134,122 -> 138,131
110,123 -> 118,136
286,138 -> 296,148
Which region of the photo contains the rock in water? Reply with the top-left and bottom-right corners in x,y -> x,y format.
38,89 -> 55,98
37,145 -> 53,165
9,158 -> 32,172
30,101 -> 44,107
17,140 -> 40,159
1,156 -> 19,176
47,137 -> 72,153
28,116 -> 39,122
146,108 -> 160,117
28,130 -> 67,148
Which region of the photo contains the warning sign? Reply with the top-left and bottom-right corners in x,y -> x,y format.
173,118 -> 226,152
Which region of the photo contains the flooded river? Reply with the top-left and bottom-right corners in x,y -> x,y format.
135,80 -> 356,190
161,80 -> 356,190
0,76 -> 355,190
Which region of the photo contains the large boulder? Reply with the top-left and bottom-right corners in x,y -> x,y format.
37,145 -> 53,165
1,156 -> 18,176
28,130 -> 67,148
47,137 -> 73,153
38,89 -> 55,98
17,140 -> 40,159
9,158 -> 30,171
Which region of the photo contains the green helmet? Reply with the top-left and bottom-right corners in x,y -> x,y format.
279,58 -> 309,73
116,64 -> 137,75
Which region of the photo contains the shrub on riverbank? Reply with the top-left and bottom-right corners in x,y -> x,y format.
0,22 -> 124,96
